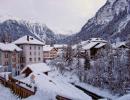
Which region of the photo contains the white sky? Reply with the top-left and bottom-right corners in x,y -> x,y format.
0,0 -> 106,34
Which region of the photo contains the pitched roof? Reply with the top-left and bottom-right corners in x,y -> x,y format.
21,63 -> 51,74
112,42 -> 127,48
0,43 -> 22,52
82,42 -> 99,50
94,43 -> 107,48
13,35 -> 44,45
19,73 -> 92,100
74,38 -> 107,50
43,45 -> 53,52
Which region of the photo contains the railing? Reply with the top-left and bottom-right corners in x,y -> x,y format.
0,75 -> 72,100
0,75 -> 36,99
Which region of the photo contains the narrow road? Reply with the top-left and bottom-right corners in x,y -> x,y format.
71,83 -> 107,100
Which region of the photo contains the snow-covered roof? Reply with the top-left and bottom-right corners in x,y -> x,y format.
112,42 -> 127,49
72,44 -> 77,49
20,73 -> 92,100
72,38 -> 107,50
81,40 -> 90,45
13,35 -> 44,45
82,42 -> 99,50
95,43 -> 107,48
54,44 -> 67,48
21,63 -> 51,74
0,43 -> 22,52
43,45 -> 53,52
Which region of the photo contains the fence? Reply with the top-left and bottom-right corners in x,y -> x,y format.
0,75 -> 36,99
0,75 -> 72,100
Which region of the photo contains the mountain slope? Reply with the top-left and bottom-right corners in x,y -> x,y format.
64,0 -> 130,44
0,19 -> 57,44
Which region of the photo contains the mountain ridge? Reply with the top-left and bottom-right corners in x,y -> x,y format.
62,0 -> 130,44
0,19 -> 64,44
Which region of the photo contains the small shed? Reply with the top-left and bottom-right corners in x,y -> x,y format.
21,63 -> 51,77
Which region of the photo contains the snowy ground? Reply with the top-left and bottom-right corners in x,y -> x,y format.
116,94 -> 130,100
76,83 -> 118,100
48,69 -> 119,100
0,84 -> 18,100
0,68 -> 128,100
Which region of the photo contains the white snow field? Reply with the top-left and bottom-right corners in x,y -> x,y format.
116,94 -> 130,100
48,70 -> 118,100
0,84 -> 18,100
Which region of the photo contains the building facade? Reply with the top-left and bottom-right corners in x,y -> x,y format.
0,43 -> 22,76
13,35 -> 44,69
43,45 -> 58,60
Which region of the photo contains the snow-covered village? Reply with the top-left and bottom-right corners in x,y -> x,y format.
1,0 -> 130,100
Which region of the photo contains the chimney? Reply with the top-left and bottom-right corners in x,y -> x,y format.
27,35 -> 29,41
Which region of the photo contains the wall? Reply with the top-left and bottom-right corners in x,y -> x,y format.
22,44 -> 43,65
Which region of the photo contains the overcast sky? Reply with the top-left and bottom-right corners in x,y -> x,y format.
0,0 -> 106,34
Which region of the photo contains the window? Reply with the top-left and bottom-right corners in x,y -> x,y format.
34,46 -> 36,50
38,47 -> 40,50
20,57 -> 25,63
34,58 -> 36,62
38,57 -> 41,61
5,62 -> 8,66
5,53 -> 8,58
30,46 -> 32,50
34,52 -> 36,55
29,58 -> 32,61
30,52 -> 32,55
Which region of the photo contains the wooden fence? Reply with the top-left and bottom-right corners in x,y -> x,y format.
0,76 -> 36,99
0,75 -> 72,100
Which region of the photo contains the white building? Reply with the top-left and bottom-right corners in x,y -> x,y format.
0,43 -> 22,76
13,35 -> 45,69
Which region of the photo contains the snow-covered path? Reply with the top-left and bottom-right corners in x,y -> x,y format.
0,84 -> 18,100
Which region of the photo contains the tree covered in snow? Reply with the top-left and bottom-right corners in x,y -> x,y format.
48,40 -> 130,95
64,45 -> 73,66
83,51 -> 90,70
